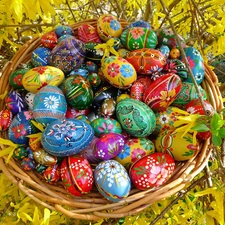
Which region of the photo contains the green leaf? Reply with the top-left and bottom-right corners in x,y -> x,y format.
192,124 -> 209,132
210,113 -> 223,130
212,134 -> 222,146
219,127 -> 225,138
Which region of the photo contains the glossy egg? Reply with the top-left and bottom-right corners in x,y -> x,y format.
143,73 -> 182,112
60,155 -> 94,196
55,25 -> 73,37
31,47 -> 51,67
41,31 -> 58,49
33,148 -> 57,166
22,66 -> 65,93
130,81 -> 145,101
126,20 -> 151,29
87,72 -> 101,88
41,118 -> 94,157
116,98 -> 156,137
29,137 -> 42,151
97,14 -> 122,42
126,48 -> 167,75
0,109 -> 13,131
65,105 -> 90,119
25,92 -> 35,109
64,75 -> 93,110
85,42 -> 103,61
69,68 -> 89,78
21,157 -> 37,171
13,146 -> 28,160
101,56 -> 137,89
129,153 -> 175,190
158,45 -> 170,58
120,27 -> 158,50
155,129 -> 199,161
33,85 -> 67,126
43,164 -> 60,184
78,24 -> 102,43
94,133 -> 125,160
114,137 -> 155,168
101,98 -> 116,117
94,160 -> 131,202
9,68 -> 28,90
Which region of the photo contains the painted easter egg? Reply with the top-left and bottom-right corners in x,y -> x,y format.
94,160 -> 131,202
36,164 -> 48,174
13,146 -> 28,161
87,72 -> 101,88
9,68 -> 28,90
25,92 -> 35,109
29,137 -> 41,151
69,68 -> 89,78
94,133 -> 125,160
41,118 -> 94,157
116,98 -> 156,137
65,105 -> 90,119
155,129 -> 199,161
101,56 -> 137,89
55,25 -> 73,37
158,45 -> 170,58
85,42 -> 103,61
8,111 -> 37,145
31,47 -> 51,67
114,137 -> 155,168
81,61 -> 99,73
43,164 -> 60,184
64,75 -> 93,110
22,66 -> 65,93
5,90 -> 28,115
41,31 -> 58,49
90,117 -> 122,137
130,82 -> 145,101
101,98 -> 116,117
49,36 -> 86,74
143,73 -> 182,112
120,27 -> 158,50
129,152 -> 175,190
0,109 -> 13,131
172,82 -> 207,106
78,24 -> 102,43
21,157 -> 37,171
126,48 -> 167,75
61,155 -> 94,196
97,14 -> 122,42
126,20 -> 151,29
33,148 -> 57,166
33,85 -> 67,126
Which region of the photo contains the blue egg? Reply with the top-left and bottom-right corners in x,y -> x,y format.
69,68 -> 89,78
31,47 -> 51,67
41,118 -> 94,157
158,44 -> 170,58
126,20 -> 151,29
94,160 -> 131,202
58,34 -> 73,42
55,25 -> 73,37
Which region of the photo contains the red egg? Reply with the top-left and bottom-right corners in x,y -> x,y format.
130,81 -> 145,101
129,152 -> 175,190
60,155 -> 94,196
41,31 -> 58,49
143,73 -> 182,112
65,105 -> 90,119
78,24 -> 102,43
0,109 -> 13,131
43,164 -> 60,184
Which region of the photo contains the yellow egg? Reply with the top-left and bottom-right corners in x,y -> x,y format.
116,93 -> 130,103
101,56 -> 137,89
22,66 -> 64,93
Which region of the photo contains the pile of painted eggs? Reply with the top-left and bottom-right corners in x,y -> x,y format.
1,14 -> 215,202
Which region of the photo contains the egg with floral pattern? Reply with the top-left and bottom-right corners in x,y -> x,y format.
94,160 -> 131,202
101,56 -> 137,89
129,152 -> 175,190
0,109 -> 13,131
43,164 -> 60,184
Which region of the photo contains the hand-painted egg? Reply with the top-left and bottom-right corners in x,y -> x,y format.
120,27 -> 158,50
49,37 -> 86,74
181,47 -> 204,84
26,147 -> 34,159
8,111 -> 37,145
116,98 -> 156,137
114,137 -> 155,168
85,42 -> 103,61
78,24 -> 102,43
58,34 -> 73,43
41,118 -> 94,157
172,82 -> 207,105
101,56 -> 137,89
90,117 -> 122,137
126,20 -> 151,29
0,109 -> 13,131
5,90 -> 28,115
94,160 -> 131,202
81,61 -> 99,73
29,137 -> 42,151
101,98 -> 116,117
36,164 -> 48,174
130,81 -> 145,101
55,25 -> 73,37
21,157 -> 37,171
158,45 -> 170,58
33,148 -> 57,166
64,75 -> 93,110
87,72 -> 101,88
126,48 -> 167,75
69,68 -> 89,78
9,68 -> 28,90
116,93 -> 130,103
31,47 -> 51,67
118,48 -> 130,58
13,146 -> 28,160
97,14 -> 122,42
43,164 -> 60,184
33,85 -> 67,126
22,66 -> 65,93
60,155 -> 94,196
25,92 -> 35,109
65,105 -> 90,119
155,129 -> 199,161
129,153 -> 175,190
41,31 -> 58,49
143,73 -> 182,112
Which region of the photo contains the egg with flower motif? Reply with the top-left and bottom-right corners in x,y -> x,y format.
129,152 -> 175,190
143,73 -> 182,112
41,118 -> 94,157
22,66 -> 65,93
61,155 -> 94,196
33,85 -> 67,126
155,129 -> 199,161
94,160 -> 131,202
21,157 -> 37,171
43,164 -> 60,184
31,47 -> 51,67
33,148 -> 57,166
78,24 -> 102,43
120,27 -> 158,51
126,48 -> 167,75
41,31 -> 58,49
97,14 -> 122,42
85,42 -> 104,61
55,25 -> 73,37
101,56 -> 137,89
65,105 -> 90,119
114,137 -> 155,168
0,109 -> 13,131
126,20 -> 151,29
9,68 -> 28,90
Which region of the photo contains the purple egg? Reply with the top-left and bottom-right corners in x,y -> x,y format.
94,133 -> 125,160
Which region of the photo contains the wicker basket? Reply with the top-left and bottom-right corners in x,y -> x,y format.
0,19 -> 223,221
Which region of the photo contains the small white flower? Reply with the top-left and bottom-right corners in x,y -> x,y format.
159,114 -> 170,124
44,95 -> 59,110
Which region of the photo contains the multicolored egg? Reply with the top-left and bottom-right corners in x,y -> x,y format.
55,25 -> 73,37
41,31 -> 58,49
21,157 -> 37,171
9,68 -> 28,90
33,148 -> 57,166
85,42 -> 103,61
116,98 -> 156,137
0,109 -> 13,131
60,155 -> 94,196
126,20 -> 151,29
13,146 -> 28,160
43,164 -> 60,184
31,47 -> 51,67
101,98 -> 116,117
129,152 -> 175,190
101,56 -> 137,89
130,81 -> 145,101
94,160 -> 131,202
41,118 -> 94,157
22,66 -> 65,93
78,24 -> 102,43
25,92 -> 35,109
